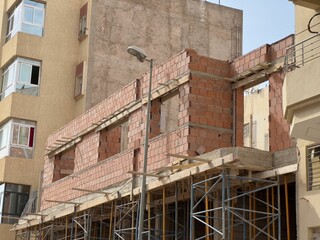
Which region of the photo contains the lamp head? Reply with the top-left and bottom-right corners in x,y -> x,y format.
127,46 -> 147,62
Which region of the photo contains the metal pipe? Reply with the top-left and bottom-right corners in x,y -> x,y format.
272,187 -> 275,238
227,174 -> 231,239
232,88 -> 236,147
222,171 -> 226,239
205,177 -> 210,240
267,188 -> 270,240
175,182 -> 179,240
137,58 -> 153,240
190,176 -> 194,240
148,191 -> 151,235
277,178 -> 281,240
163,187 -> 166,240
284,175 -> 290,240
249,185 -> 252,239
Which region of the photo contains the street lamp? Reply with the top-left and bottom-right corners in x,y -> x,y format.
127,46 -> 153,240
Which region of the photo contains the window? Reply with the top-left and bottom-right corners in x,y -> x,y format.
98,119 -> 129,162
78,3 -> 88,39
74,62 -> 84,98
0,119 -> 36,159
6,0 -> 45,42
0,126 -> 9,150
53,147 -> 75,182
160,91 -> 179,134
0,58 -> 40,101
0,183 -> 30,224
11,123 -> 35,148
307,144 -> 320,191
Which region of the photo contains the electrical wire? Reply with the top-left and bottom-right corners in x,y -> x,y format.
308,13 -> 320,34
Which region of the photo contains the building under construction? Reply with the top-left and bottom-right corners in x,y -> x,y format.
14,36 -> 297,239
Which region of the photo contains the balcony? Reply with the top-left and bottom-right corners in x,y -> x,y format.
0,93 -> 40,124
289,0 -> 320,9
283,33 -> 320,142
0,156 -> 36,185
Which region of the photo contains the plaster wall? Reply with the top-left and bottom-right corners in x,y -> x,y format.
0,1 -> 86,229
296,139 -> 320,240
291,6 -> 320,238
86,0 -> 243,108
244,86 -> 269,151
0,224 -> 14,239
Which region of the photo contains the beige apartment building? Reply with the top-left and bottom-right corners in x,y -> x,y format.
284,0 -> 320,239
0,0 -> 242,239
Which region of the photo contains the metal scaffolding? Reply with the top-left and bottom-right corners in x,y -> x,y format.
113,193 -> 185,240
190,170 -> 281,240
15,170 -> 285,240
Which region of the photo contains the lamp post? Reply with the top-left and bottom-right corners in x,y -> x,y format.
127,46 -> 153,240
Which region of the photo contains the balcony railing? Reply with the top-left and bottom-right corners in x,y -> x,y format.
284,33 -> 320,72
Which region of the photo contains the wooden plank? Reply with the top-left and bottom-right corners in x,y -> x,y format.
127,171 -> 163,178
45,200 -> 79,205
72,188 -> 108,195
252,164 -> 298,179
167,153 -> 212,163
95,102 -> 141,132
47,137 -> 82,158
141,74 -> 189,104
234,65 -> 278,89
60,169 -> 74,175
156,163 -> 202,172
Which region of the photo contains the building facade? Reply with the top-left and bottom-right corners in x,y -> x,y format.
284,0 -> 320,239
13,37 -> 297,239
0,0 -> 242,238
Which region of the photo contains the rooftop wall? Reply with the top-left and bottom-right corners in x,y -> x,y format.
85,0 -> 243,108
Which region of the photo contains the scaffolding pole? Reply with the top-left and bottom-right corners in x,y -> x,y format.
190,170 -> 281,240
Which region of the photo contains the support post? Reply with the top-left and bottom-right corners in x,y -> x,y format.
284,175 -> 290,240
189,176 -> 194,240
277,177 -> 281,240
163,187 -> 166,240
205,176 -> 210,240
175,182 -> 179,240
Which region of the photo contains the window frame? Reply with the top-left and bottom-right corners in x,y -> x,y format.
11,123 -> 35,148
74,61 -> 85,99
0,119 -> 36,160
0,126 -> 9,150
6,0 -> 45,42
78,3 -> 88,39
307,143 -> 320,191
1,58 -> 41,101
0,183 -> 30,224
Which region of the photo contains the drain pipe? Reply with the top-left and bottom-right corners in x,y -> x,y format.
232,88 -> 236,147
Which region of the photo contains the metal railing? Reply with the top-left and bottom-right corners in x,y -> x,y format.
284,33 -> 320,72
307,144 -> 320,191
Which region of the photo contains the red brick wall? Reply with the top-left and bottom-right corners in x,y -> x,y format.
230,35 -> 294,152
40,48 -> 271,211
98,126 -> 121,161
53,148 -> 75,182
269,73 -> 292,152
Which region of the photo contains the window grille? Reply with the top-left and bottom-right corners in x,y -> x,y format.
307,144 -> 320,191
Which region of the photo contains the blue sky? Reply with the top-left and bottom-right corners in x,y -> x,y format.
208,0 -> 295,53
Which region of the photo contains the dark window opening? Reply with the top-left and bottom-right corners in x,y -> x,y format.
75,62 -> 84,98
30,66 -> 39,85
98,119 -> 128,162
53,148 -> 75,182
